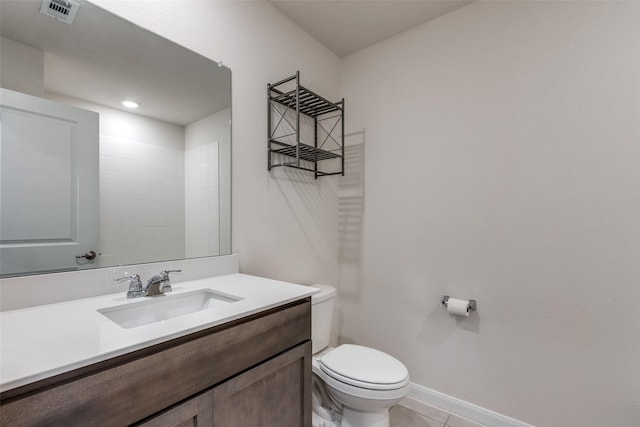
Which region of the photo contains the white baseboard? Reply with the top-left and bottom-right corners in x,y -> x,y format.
406,382 -> 535,427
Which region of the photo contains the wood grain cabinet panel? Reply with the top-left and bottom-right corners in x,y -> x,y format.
136,390 -> 214,427
213,342 -> 311,427
0,299 -> 311,427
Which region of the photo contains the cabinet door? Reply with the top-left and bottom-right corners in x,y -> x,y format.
137,390 -> 213,427
213,342 -> 311,427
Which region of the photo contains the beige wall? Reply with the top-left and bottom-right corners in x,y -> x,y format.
92,0 -> 342,287
0,37 -> 44,97
340,1 -> 640,426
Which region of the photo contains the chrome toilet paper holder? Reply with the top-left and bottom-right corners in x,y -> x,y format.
441,295 -> 477,311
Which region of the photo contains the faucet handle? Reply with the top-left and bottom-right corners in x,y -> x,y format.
114,273 -> 140,282
162,269 -> 182,275
159,269 -> 181,293
114,274 -> 144,298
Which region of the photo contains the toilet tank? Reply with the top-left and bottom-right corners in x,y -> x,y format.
310,284 -> 336,354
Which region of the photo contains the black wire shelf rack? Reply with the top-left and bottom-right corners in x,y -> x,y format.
268,71 -> 344,178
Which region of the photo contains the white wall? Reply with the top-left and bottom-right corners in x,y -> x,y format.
0,37 -> 44,97
92,0 -> 342,287
185,109 -> 229,258
340,2 -> 640,426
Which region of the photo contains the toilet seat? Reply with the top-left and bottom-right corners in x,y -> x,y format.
318,344 -> 410,391
315,363 -> 410,402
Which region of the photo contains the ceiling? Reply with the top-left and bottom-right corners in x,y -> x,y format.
0,0 -> 230,126
1,0 -> 474,124
269,0 -> 475,57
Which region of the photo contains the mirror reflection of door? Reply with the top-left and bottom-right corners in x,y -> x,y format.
0,0 -> 232,277
0,88 -> 99,277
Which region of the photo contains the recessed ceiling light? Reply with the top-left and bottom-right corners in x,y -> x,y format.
121,100 -> 139,109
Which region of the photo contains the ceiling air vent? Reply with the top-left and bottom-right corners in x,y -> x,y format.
40,0 -> 80,25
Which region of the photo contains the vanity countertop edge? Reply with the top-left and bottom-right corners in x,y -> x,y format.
0,273 -> 317,393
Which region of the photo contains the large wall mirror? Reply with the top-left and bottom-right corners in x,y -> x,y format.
0,0 -> 231,277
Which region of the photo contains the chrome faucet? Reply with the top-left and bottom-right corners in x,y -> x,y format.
114,274 -> 145,298
114,270 -> 181,298
144,270 -> 182,296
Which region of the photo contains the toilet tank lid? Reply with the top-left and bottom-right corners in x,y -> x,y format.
310,284 -> 336,304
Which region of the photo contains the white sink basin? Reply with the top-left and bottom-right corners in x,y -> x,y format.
98,289 -> 243,329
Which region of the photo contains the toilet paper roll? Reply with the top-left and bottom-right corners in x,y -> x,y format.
447,298 -> 470,317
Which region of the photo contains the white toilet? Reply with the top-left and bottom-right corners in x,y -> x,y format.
311,284 -> 410,427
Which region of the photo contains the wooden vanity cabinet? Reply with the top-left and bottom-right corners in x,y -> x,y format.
0,298 -> 312,427
136,389 -> 214,427
138,342 -> 309,427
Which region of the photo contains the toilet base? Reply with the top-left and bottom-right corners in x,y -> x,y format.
312,410 -> 340,427
341,407 -> 389,427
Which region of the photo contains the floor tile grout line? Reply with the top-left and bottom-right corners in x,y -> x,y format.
440,413 -> 452,426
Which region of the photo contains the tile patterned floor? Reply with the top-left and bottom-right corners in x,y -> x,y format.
390,397 -> 486,427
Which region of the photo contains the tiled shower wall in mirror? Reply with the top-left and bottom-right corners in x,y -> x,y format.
50,93 -> 227,267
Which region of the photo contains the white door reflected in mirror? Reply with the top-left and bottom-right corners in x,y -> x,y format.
0,0 -> 231,277
0,88 -> 99,277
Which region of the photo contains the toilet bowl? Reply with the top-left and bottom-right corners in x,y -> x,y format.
311,285 -> 409,427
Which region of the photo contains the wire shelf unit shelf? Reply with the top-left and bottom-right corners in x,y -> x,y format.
268,71 -> 344,178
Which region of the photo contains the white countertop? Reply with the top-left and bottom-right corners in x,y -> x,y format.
0,273 -> 317,392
